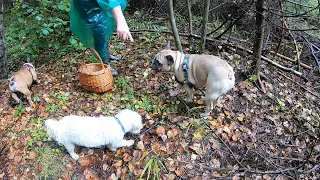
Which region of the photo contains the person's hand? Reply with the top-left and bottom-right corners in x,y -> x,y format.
116,21 -> 134,42
111,5 -> 134,42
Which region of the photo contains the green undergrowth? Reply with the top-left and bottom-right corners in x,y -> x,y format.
35,147 -> 69,179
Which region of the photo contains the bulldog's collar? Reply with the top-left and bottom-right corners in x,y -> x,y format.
182,54 -> 190,80
175,54 -> 194,88
114,116 -> 125,133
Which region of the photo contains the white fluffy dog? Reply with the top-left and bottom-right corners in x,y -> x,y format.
44,109 -> 143,160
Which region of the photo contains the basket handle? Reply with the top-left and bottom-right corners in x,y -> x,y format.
82,48 -> 105,70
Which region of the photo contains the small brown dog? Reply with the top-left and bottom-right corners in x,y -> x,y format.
9,63 -> 38,106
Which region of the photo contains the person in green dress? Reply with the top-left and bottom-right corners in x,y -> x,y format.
70,0 -> 133,76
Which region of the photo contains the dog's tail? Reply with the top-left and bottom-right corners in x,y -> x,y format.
22,63 -> 35,69
9,77 -> 16,91
222,69 -> 235,94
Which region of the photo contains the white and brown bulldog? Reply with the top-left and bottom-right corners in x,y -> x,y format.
151,42 -> 235,118
9,63 -> 38,106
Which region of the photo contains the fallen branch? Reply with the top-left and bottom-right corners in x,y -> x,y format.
130,30 -> 225,44
227,45 -> 303,77
270,51 -> 312,70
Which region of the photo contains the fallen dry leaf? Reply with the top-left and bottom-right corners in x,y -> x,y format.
66,163 -> 73,171
78,157 -> 91,168
156,126 -> 166,135
175,167 -> 185,176
189,143 -> 202,154
115,160 -> 122,167
83,169 -> 99,180
123,153 -> 132,162
28,151 -> 37,160
167,130 -> 175,138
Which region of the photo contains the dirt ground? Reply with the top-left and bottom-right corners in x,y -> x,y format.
0,36 -> 319,179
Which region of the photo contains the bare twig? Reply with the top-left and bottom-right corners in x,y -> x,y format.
201,120 -> 245,168
277,71 -> 320,99
214,11 -> 246,40
200,0 -> 210,52
270,51 -> 312,70
168,0 -> 182,52
269,156 -> 304,162
284,21 -> 302,72
265,3 -> 320,17
301,36 -> 320,73
274,1 -> 286,60
227,45 -> 304,77
207,11 -> 236,37
186,0 -> 192,35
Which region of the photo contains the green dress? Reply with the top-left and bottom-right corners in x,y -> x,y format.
70,0 -> 127,63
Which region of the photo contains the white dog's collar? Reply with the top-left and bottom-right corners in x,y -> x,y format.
114,116 -> 125,133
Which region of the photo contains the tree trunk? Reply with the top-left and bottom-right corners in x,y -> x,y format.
318,0 -> 320,15
168,0 -> 182,52
0,2 -> 8,80
252,0 -> 265,92
200,0 -> 210,53
186,0 -> 192,35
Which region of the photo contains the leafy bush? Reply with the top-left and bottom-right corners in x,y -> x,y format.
4,0 -> 81,69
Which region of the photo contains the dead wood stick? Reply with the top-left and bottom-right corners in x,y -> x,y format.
129,30 -> 226,44
302,36 -> 320,73
201,120 -> 245,168
284,21 -> 302,72
270,51 -> 312,70
241,167 -> 297,174
228,45 -> 303,76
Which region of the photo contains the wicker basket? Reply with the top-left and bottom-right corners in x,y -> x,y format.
78,48 -> 114,93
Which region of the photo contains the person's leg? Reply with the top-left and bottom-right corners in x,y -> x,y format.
73,0 -> 118,75
91,27 -> 118,75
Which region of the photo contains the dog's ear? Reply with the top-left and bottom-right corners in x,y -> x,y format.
166,41 -> 171,50
165,55 -> 174,66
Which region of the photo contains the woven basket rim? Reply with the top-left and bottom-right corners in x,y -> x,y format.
79,63 -> 110,76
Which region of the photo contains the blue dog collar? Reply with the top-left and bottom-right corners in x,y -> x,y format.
182,54 -> 190,81
114,116 -> 125,133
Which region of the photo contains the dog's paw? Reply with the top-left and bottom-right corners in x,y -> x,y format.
126,140 -> 134,147
170,91 -> 179,97
109,148 -> 117,151
70,153 -> 79,160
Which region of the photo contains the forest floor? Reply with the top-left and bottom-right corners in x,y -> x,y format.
0,35 -> 319,179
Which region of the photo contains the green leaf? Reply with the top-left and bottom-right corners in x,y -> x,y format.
35,15 -> 42,21
34,97 -> 41,102
69,38 -> 77,45
249,74 -> 258,82
140,158 -> 153,179
53,42 -> 61,49
42,29 -> 50,36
